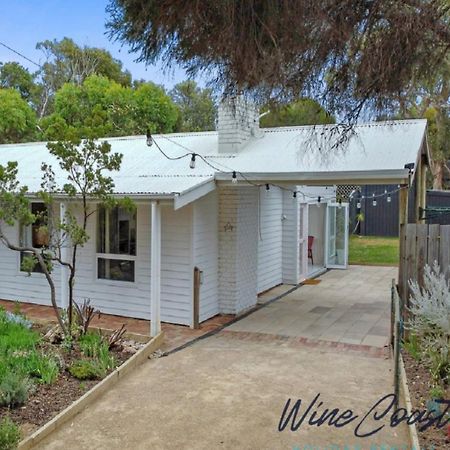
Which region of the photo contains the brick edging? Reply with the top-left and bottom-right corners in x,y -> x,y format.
18,331 -> 165,450
220,329 -> 389,358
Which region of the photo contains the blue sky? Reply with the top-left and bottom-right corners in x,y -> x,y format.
0,0 -> 188,88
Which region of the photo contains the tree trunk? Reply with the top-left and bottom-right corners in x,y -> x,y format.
432,160 -> 444,190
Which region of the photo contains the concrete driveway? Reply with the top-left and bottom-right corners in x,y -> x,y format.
37,266 -> 410,449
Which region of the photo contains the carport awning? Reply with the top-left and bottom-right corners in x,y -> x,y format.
215,169 -> 412,186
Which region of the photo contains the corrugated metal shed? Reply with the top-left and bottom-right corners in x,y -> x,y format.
0,119 -> 427,198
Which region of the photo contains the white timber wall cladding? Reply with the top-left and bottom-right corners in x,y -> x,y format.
0,201 -> 194,325
282,190 -> 300,284
74,202 -> 193,324
257,186 -> 283,293
160,204 -> 193,325
193,190 -> 219,322
218,185 -> 259,314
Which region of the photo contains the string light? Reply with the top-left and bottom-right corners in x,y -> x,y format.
338,199 -> 342,208
189,153 -> 197,169
265,184 -> 270,192
293,191 -> 297,199
387,194 -> 391,203
356,201 -> 361,209
372,193 -> 377,207
146,129 -> 153,147
232,171 -> 238,184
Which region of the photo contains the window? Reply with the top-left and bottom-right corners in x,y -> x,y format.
97,207 -> 136,282
20,203 -> 49,274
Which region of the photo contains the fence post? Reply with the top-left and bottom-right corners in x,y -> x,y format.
392,282 -> 402,409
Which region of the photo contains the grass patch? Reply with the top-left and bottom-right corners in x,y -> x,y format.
349,235 -> 399,266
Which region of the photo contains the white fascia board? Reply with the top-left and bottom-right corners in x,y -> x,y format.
215,170 -> 411,185
174,178 -> 216,210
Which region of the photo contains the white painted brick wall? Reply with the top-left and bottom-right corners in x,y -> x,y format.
218,97 -> 259,153
218,185 -> 258,314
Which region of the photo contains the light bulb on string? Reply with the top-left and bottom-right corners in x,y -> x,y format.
372,193 -> 377,207
231,171 -> 238,184
293,191 -> 297,199
265,184 -> 270,192
387,194 -> 391,203
146,129 -> 153,147
189,153 -> 196,169
338,199 -> 342,208
357,201 -> 361,209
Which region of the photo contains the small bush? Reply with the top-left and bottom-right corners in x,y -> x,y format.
407,262 -> 450,384
0,417 -> 21,450
4,312 -> 32,330
68,360 -> 101,380
0,372 -> 33,408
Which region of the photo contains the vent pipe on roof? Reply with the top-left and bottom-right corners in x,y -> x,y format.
218,95 -> 260,153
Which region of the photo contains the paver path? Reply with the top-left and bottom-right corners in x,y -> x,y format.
229,265 -> 396,347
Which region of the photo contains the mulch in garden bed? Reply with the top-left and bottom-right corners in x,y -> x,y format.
402,349 -> 450,448
0,324 -> 136,438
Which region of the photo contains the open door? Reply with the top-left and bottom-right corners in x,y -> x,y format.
325,202 -> 349,269
298,202 -> 308,282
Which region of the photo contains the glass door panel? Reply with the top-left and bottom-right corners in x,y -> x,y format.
325,203 -> 349,269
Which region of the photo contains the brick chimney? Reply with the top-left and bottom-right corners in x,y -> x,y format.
218,96 -> 260,153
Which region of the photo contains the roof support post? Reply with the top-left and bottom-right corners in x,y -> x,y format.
150,201 -> 162,337
59,202 -> 69,310
398,184 -> 409,298
415,154 -> 427,223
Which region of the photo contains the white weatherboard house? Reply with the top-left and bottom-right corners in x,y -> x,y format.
0,101 -> 428,335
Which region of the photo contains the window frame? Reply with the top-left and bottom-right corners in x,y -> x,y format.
18,202 -> 50,276
95,206 -> 137,284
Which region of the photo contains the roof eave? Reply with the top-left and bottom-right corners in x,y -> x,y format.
215,170 -> 411,185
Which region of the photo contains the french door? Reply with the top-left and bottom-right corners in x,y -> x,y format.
325,202 -> 349,269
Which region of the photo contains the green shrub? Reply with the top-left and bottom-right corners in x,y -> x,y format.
0,417 -> 21,450
0,372 -> 33,408
68,360 -> 101,380
78,332 -> 104,358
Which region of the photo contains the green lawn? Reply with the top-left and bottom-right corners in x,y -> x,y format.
349,235 -> 399,266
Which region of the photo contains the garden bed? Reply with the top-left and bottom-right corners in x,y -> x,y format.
402,349 -> 450,448
0,308 -> 144,447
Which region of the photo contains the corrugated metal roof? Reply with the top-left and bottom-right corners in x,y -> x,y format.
0,119 -> 426,197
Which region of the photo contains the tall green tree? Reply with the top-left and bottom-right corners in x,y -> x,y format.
40,75 -> 178,140
260,99 -> 335,128
0,62 -> 38,103
395,55 -> 450,189
170,80 -> 216,131
107,0 -> 450,121
0,89 -> 37,143
35,37 -> 132,118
